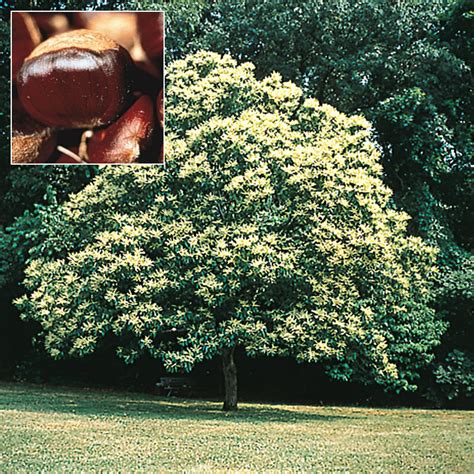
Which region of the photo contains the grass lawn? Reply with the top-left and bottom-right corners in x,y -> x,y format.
0,382 -> 473,472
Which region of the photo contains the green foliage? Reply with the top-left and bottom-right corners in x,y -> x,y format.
17,52 -> 444,392
429,255 -> 474,402
442,0 -> 474,64
432,350 -> 474,401
0,168 -> 97,290
0,167 -> 97,225
0,196 -> 62,289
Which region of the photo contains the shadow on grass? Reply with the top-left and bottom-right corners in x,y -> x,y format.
0,382 -> 354,423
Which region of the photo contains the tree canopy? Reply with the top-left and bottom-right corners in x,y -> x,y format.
16,52 -> 444,409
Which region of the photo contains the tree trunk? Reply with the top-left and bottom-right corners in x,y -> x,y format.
222,346 -> 238,411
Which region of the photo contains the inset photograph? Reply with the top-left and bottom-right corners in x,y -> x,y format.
11,11 -> 164,165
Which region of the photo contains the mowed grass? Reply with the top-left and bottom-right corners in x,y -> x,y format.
0,382 -> 473,472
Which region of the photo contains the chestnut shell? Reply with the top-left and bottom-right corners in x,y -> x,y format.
17,31 -> 134,129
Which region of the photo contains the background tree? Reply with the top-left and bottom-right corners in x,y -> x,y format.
16,52 -> 444,410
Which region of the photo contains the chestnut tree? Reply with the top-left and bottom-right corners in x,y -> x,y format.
16,52 -> 444,410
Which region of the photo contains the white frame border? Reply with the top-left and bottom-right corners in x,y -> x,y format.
10,10 -> 166,167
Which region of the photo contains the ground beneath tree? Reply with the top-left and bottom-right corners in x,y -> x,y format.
0,382 -> 472,472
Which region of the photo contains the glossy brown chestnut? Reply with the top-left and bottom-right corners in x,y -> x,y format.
17,29 -> 134,129
137,13 -> 164,66
12,12 -> 41,81
12,100 -> 56,164
87,95 -> 155,163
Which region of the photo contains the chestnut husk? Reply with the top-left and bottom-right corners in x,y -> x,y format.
12,100 -> 56,164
